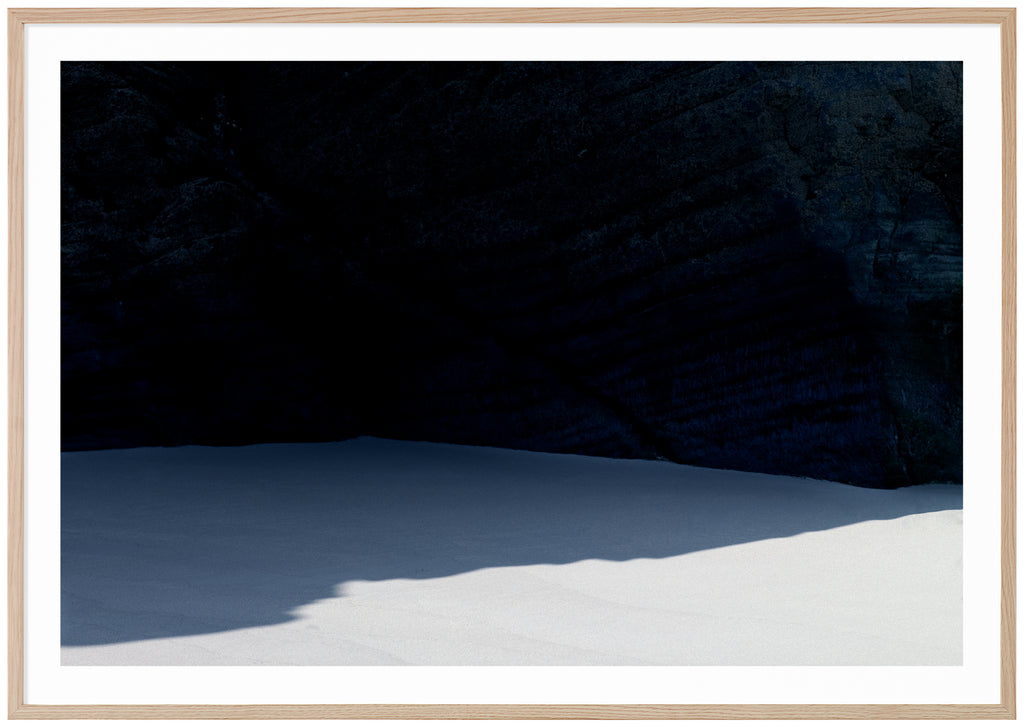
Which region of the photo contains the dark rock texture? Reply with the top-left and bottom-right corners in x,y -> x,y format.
61,61 -> 962,487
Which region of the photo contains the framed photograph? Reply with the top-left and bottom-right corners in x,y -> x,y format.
8,7 -> 1016,719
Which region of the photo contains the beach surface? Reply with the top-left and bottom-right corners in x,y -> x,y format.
61,437 -> 962,666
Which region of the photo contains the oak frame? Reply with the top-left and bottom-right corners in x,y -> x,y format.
7,7 -> 1016,719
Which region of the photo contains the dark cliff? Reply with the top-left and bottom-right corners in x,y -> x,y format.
61,61 -> 962,487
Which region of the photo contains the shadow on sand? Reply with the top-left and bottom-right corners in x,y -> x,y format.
61,437 -> 961,647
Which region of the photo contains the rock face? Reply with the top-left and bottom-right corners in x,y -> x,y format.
61,61 -> 962,487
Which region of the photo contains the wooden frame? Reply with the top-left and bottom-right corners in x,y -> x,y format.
7,7 -> 1015,719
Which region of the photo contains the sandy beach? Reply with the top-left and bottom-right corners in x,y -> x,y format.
61,437 -> 962,666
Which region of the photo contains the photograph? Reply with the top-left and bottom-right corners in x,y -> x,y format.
58,59 -> 965,668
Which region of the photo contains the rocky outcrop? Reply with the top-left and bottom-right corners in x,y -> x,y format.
61,61 -> 962,487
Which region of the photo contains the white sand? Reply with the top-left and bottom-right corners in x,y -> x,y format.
61,437 -> 961,666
